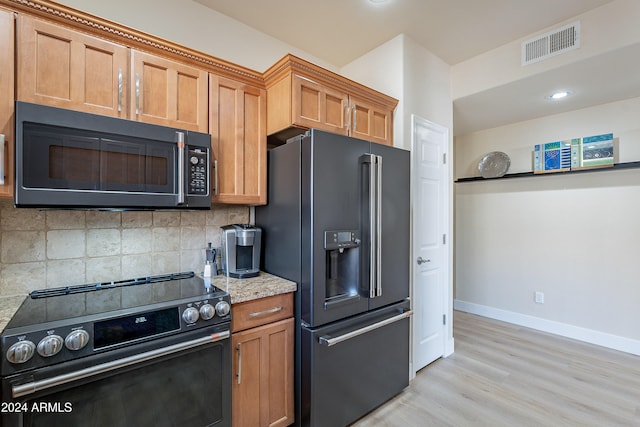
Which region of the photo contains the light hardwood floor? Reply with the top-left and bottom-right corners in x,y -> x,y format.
353,310 -> 640,426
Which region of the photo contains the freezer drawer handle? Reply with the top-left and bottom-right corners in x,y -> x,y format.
318,310 -> 412,347
12,330 -> 230,398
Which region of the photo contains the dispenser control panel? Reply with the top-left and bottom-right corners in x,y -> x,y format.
324,230 -> 360,250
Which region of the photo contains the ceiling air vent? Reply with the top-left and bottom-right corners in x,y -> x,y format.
521,21 -> 580,66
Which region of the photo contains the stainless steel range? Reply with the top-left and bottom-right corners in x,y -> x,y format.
0,272 -> 232,427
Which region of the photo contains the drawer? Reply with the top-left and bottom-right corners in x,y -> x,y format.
232,293 -> 293,332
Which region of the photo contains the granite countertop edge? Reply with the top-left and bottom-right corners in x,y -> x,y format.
0,271 -> 296,333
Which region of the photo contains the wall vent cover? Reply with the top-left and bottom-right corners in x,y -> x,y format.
522,21 -> 580,66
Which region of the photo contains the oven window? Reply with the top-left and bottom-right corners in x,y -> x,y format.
22,342 -> 227,427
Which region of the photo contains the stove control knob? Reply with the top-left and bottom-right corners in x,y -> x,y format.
37,335 -> 64,358
215,301 -> 230,317
200,304 -> 215,321
65,330 -> 90,351
7,340 -> 36,364
182,307 -> 200,324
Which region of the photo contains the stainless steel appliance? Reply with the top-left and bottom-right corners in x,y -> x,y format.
15,101 -> 212,210
220,224 -> 262,278
0,272 -> 231,427
255,129 -> 411,426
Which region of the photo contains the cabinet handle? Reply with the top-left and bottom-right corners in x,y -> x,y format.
117,69 -> 123,112
352,103 -> 357,133
236,343 -> 242,385
345,100 -> 350,131
0,134 -> 4,185
213,160 -> 219,196
248,306 -> 283,318
135,73 -> 140,115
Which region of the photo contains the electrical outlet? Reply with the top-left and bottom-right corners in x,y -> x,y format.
535,291 -> 545,304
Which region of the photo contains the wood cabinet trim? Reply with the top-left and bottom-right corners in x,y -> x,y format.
0,0 -> 264,86
264,53 -> 398,110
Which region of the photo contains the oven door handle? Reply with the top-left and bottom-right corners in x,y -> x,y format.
12,330 -> 230,398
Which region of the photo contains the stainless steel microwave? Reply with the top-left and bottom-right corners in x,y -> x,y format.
15,101 -> 211,210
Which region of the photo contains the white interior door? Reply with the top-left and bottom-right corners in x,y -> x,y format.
412,115 -> 449,372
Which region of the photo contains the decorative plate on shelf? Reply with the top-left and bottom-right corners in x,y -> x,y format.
478,151 -> 511,178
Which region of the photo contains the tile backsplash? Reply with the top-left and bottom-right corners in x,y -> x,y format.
0,200 -> 249,296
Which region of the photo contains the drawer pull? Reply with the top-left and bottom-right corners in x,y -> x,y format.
248,306 -> 284,318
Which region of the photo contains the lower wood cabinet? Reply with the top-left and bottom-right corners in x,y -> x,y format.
231,293 -> 294,427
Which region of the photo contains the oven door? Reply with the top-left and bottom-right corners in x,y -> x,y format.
1,324 -> 231,427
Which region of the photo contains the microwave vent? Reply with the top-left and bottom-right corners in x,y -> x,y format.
521,21 -> 580,66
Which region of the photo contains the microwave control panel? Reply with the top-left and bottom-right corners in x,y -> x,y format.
188,148 -> 209,195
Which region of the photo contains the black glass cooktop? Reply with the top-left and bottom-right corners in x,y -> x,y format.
5,272 -> 226,330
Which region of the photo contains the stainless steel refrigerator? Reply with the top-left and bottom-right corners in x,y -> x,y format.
255,129 -> 411,427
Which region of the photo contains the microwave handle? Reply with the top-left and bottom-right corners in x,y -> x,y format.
177,132 -> 185,205
0,134 -> 4,185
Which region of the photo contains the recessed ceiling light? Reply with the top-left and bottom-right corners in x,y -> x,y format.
368,0 -> 390,4
548,90 -> 572,100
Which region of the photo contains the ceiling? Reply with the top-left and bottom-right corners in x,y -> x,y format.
195,0 -> 639,136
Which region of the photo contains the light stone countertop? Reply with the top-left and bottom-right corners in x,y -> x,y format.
0,272 -> 296,333
206,271 -> 297,304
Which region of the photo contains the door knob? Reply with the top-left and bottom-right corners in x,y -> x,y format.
417,257 -> 430,265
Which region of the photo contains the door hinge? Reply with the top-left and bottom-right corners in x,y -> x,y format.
443,314 -> 446,325
442,234 -> 446,245
443,153 -> 447,164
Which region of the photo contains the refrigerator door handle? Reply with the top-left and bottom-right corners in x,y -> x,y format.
375,155 -> 383,297
361,154 -> 377,298
318,309 -> 412,347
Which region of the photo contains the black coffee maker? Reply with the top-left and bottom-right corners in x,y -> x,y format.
220,224 -> 262,278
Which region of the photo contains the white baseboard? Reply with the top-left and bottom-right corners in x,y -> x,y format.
454,300 -> 640,357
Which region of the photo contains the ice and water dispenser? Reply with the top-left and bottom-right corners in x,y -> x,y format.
324,230 -> 360,306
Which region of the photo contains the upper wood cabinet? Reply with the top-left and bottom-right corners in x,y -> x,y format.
16,16 -> 208,133
348,94 -> 394,146
0,7 -> 14,198
131,50 -> 208,132
289,74 -> 349,135
16,15 -> 129,118
264,54 -> 397,146
210,74 -> 266,205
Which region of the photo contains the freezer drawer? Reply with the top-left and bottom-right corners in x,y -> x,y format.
300,301 -> 411,427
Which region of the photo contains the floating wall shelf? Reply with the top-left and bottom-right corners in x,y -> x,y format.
455,161 -> 640,183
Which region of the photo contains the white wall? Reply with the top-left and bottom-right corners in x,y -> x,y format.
454,96 -> 640,355
452,0 -> 640,100
55,0 -> 333,72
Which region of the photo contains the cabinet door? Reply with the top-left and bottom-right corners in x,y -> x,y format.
348,96 -> 394,146
131,50 -> 208,132
292,74 -> 348,135
210,74 -> 266,205
232,317 -> 294,427
17,15 -> 128,118
0,8 -> 14,198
